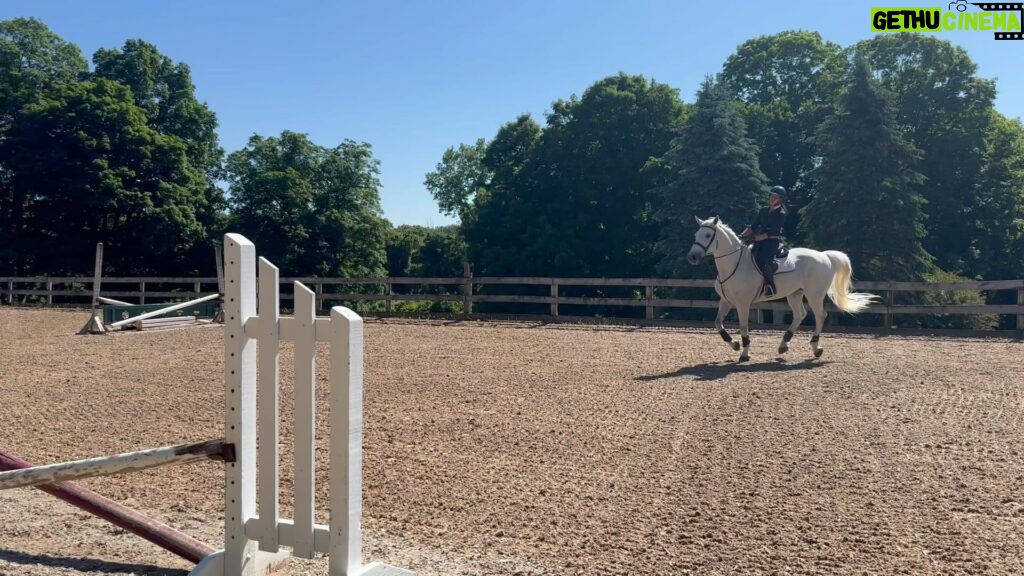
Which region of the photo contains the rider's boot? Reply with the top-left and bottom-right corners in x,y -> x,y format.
762,266 -> 777,296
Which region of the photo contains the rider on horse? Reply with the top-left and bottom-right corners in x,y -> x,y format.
740,185 -> 788,296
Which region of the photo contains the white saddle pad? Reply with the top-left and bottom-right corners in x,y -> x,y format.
775,251 -> 798,273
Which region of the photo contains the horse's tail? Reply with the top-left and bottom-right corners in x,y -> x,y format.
824,251 -> 877,314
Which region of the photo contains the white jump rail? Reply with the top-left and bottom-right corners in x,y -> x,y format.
0,440 -> 230,490
190,233 -> 412,576
138,315 -> 199,330
108,293 -> 220,329
98,296 -> 133,306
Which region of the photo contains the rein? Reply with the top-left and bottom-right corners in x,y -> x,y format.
716,247 -> 744,285
693,224 -> 744,286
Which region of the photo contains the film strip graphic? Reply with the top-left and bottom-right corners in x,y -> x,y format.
971,3 -> 1024,38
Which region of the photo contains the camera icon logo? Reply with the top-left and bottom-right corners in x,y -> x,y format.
948,0 -> 969,11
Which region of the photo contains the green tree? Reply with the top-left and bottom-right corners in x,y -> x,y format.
453,72 -> 686,314
972,112 -> 1024,280
651,75 -> 768,276
0,18 -> 89,272
534,73 -> 687,277
800,56 -> 932,282
424,138 -> 490,221
2,79 -> 208,275
720,30 -> 848,244
417,225 -> 466,278
855,34 -> 996,277
0,17 -> 87,127
225,131 -> 387,278
92,39 -> 227,267
386,225 -> 428,277
93,40 -> 223,179
461,114 -> 543,276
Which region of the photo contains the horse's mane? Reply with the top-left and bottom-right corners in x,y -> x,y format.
702,218 -> 742,245
717,221 -> 741,243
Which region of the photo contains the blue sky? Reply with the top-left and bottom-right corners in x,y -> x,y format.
3,1 -> 1021,227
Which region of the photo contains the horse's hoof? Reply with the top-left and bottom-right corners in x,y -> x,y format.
814,348 -> 824,358
738,354 -> 750,363
731,342 -> 741,352
778,344 -> 789,355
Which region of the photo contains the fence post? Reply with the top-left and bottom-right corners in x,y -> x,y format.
316,282 -> 323,310
91,243 -> 103,309
645,284 -> 654,321
46,280 -> 53,305
139,281 -> 146,305
1017,284 -> 1023,333
885,290 -> 895,330
550,280 -> 558,317
194,280 -> 201,297
385,281 -> 393,315
7,279 -> 13,304
463,263 -> 473,315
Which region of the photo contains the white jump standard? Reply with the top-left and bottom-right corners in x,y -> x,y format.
2,233 -> 413,576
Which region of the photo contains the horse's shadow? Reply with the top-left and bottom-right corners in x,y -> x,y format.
637,358 -> 830,382
0,549 -> 190,575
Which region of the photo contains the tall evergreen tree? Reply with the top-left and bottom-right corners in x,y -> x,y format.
651,75 -> 768,276
800,56 -> 932,281
720,30 -> 849,244
855,34 -> 995,277
972,112 -> 1024,280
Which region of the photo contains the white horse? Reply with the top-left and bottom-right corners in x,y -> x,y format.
688,216 -> 877,362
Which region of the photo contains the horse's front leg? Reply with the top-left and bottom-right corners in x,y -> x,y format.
715,298 -> 740,352
736,305 -> 751,362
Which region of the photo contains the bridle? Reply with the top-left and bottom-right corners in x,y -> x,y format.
693,224 -> 744,285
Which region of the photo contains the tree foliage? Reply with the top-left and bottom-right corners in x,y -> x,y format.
2,78 -> 208,275
0,18 -> 90,272
720,30 -> 848,243
424,138 -> 490,221
855,34 -> 997,277
651,75 -> 768,276
800,56 -> 932,281
225,131 -> 388,277
463,73 -> 687,278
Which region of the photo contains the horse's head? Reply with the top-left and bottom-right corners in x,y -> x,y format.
688,216 -> 720,265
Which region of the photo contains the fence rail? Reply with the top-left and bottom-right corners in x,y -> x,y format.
2,275 -> 1023,332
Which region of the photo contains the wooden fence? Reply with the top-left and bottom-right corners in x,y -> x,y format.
2,275 -> 1023,332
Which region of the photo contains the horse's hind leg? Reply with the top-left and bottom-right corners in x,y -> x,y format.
715,298 -> 740,352
806,292 -> 827,358
778,291 -> 806,355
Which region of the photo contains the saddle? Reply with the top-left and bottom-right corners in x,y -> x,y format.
747,243 -> 790,275
771,244 -> 789,273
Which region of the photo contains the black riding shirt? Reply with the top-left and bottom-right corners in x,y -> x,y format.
752,206 -> 787,238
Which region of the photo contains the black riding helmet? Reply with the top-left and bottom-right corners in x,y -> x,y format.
769,185 -> 787,201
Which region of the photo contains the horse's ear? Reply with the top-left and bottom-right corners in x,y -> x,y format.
713,216 -> 719,225
694,215 -> 703,224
